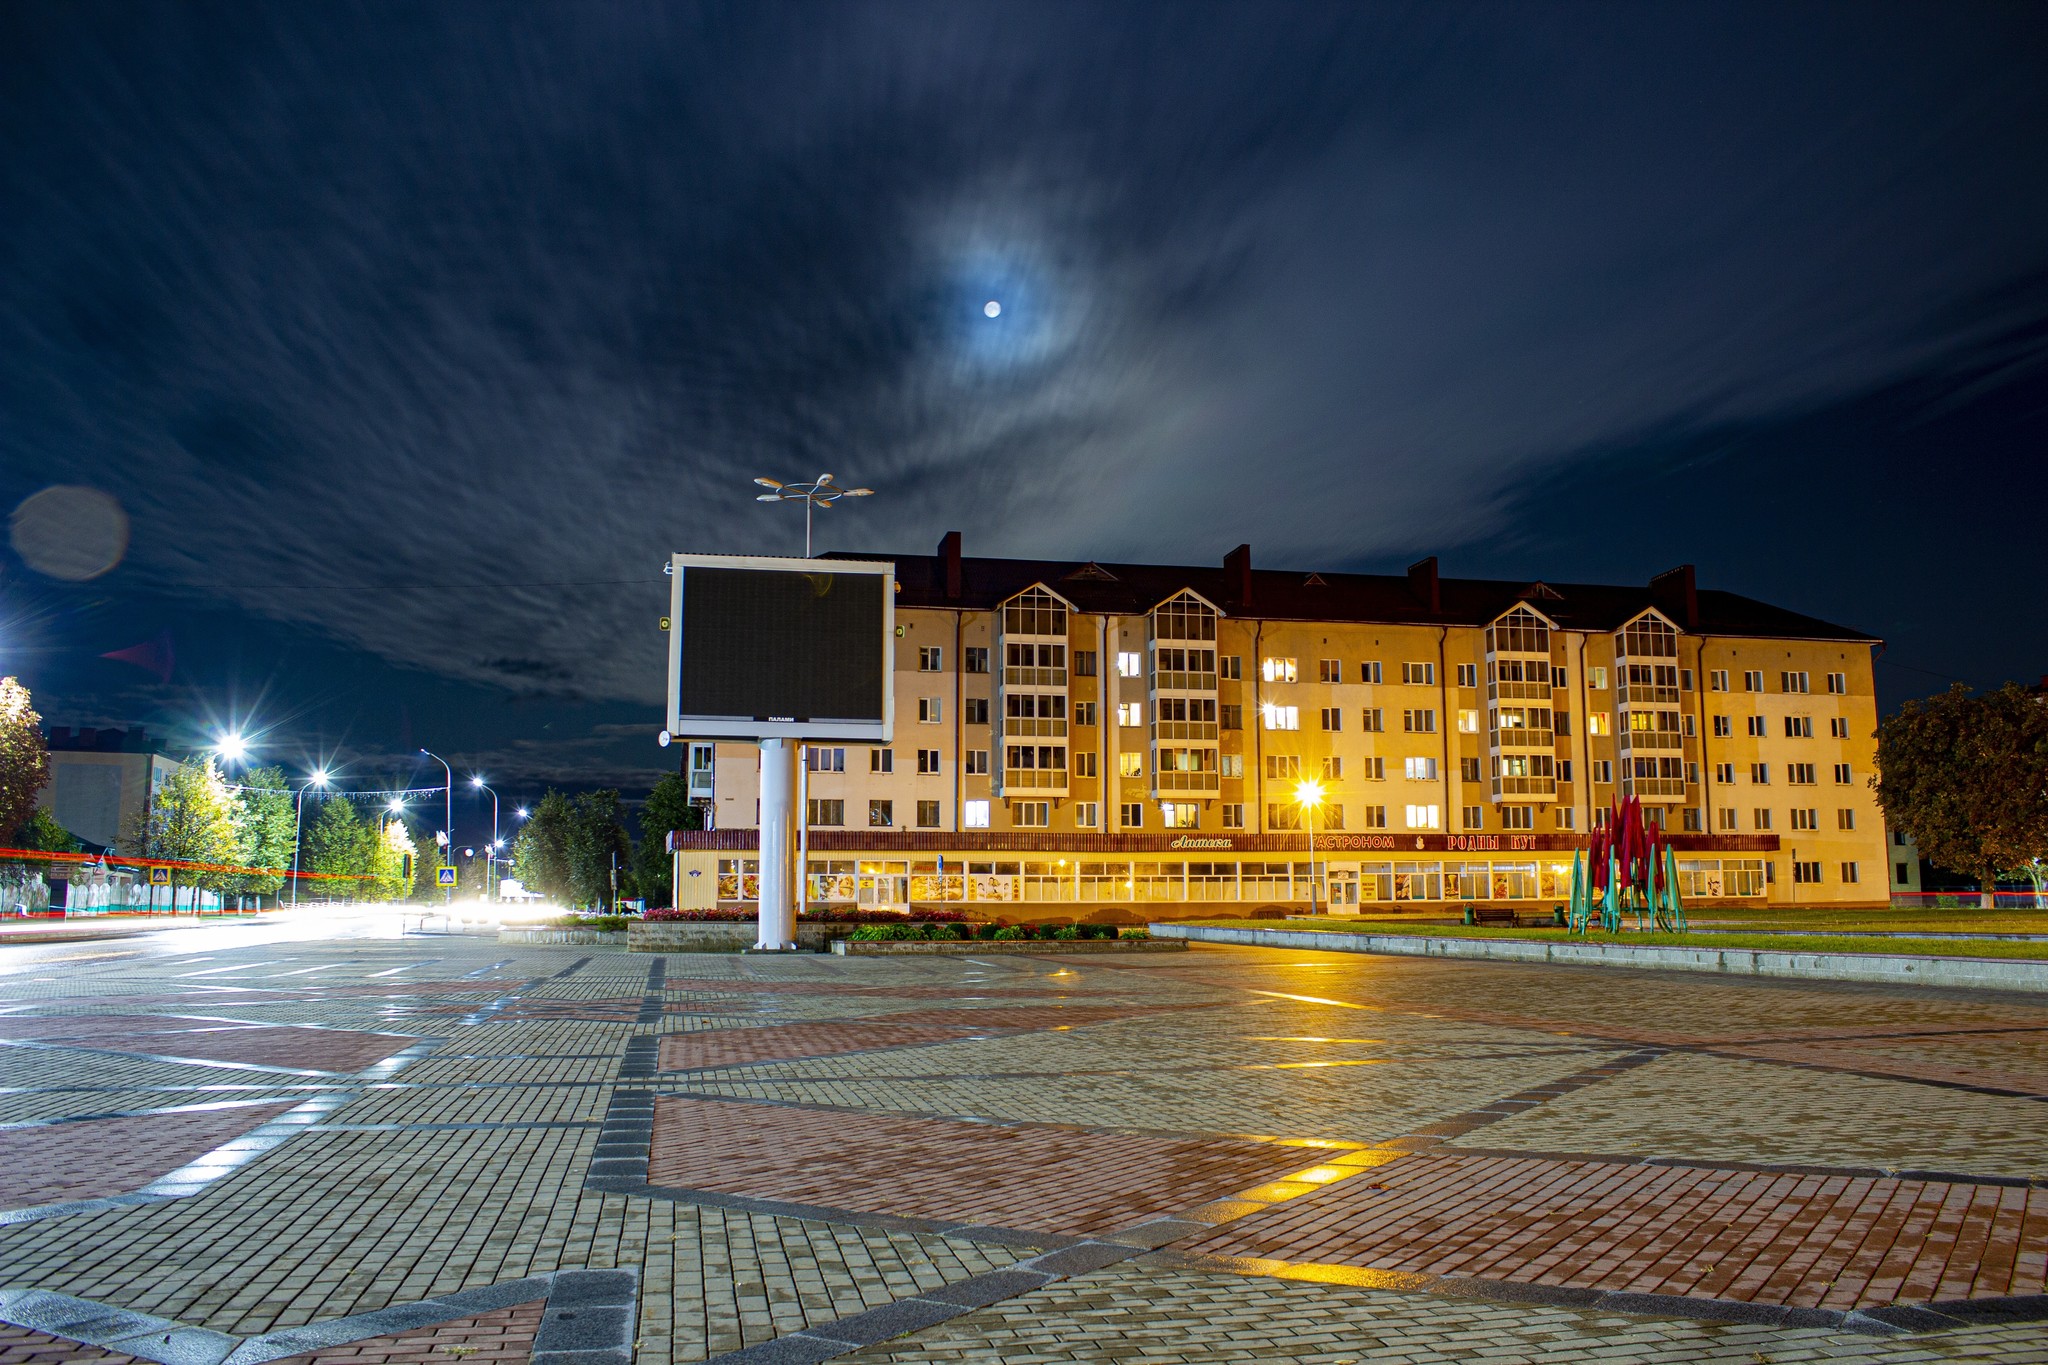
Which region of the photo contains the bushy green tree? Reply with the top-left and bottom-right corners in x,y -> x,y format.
567,789 -> 633,910
219,766 -> 297,908
0,679 -> 51,844
512,790 -> 574,902
367,817 -> 415,902
631,772 -> 701,908
1875,682 -> 2048,907
305,797 -> 372,902
127,759 -> 241,911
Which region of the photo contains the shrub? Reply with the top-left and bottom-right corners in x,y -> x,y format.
974,922 -> 1004,940
1118,928 -> 1150,940
1052,925 -> 1080,940
991,926 -> 1024,940
645,907 -> 754,922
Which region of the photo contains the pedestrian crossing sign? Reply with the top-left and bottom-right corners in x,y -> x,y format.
437,866 -> 457,886
148,866 -> 170,886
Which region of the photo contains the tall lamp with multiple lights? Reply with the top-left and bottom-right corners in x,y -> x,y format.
752,473 -> 873,559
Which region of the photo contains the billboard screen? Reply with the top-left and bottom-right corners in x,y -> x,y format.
666,554 -> 894,741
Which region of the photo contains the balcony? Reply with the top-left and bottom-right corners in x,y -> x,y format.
1487,680 -> 1553,703
1624,776 -> 1688,799
1002,718 -> 1068,738
1490,727 -> 1555,750
687,769 -> 715,798
1491,776 -> 1559,799
1000,768 -> 1068,792
1004,666 -> 1066,687
1153,721 -> 1219,742
1152,671 -> 1218,693
1619,730 -> 1683,751
1154,771 -> 1222,794
1619,683 -> 1680,705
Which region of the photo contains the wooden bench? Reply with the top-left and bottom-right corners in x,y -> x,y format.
1463,905 -> 1566,928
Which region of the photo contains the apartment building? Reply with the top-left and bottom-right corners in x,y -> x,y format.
672,535 -> 1887,913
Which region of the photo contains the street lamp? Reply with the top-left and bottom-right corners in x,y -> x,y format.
515,806 -> 530,821
290,769 -> 329,907
1295,778 -> 1325,917
216,732 -> 249,764
752,473 -> 874,558
420,749 -> 453,902
471,777 -> 499,900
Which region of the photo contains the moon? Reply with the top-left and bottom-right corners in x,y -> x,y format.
983,300 -> 1001,318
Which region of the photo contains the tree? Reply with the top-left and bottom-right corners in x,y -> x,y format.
17,806 -> 79,855
127,759 -> 241,911
512,790 -> 574,902
304,797 -> 372,902
567,789 -> 633,910
367,817 -> 415,902
1874,682 -> 2048,908
0,678 -> 51,844
219,766 -> 296,908
632,772 -> 701,909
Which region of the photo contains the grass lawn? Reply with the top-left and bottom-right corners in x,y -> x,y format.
1689,906 -> 2048,935
1183,916 -> 2048,961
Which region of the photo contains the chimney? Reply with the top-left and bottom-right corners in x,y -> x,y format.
1407,556 -> 1441,614
1223,544 -> 1252,611
1650,564 -> 1699,629
937,530 -> 962,602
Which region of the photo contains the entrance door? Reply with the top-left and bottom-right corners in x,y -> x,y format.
857,862 -> 909,909
1326,865 -> 1361,913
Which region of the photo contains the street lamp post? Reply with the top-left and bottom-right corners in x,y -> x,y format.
420,749 -> 453,902
751,473 -> 875,559
1295,779 -> 1325,917
471,778 -> 499,900
290,770 -> 330,907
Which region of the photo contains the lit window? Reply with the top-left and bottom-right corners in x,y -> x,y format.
1404,803 -> 1441,830
1262,657 -> 1298,683
1118,651 -> 1143,677
1588,667 -> 1607,690
1117,702 -> 1144,727
1403,757 -> 1438,781
963,800 -> 990,828
1220,754 -> 1243,778
1262,704 -> 1299,731
1160,802 -> 1199,828
1458,709 -> 1479,733
1588,713 -> 1610,736
1118,752 -> 1143,777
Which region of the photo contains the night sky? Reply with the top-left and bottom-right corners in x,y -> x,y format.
4,2 -> 2046,832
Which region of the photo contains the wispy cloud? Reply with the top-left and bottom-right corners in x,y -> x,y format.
3,0 -> 2044,719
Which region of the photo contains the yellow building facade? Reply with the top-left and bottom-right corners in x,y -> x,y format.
672,537 -> 1886,914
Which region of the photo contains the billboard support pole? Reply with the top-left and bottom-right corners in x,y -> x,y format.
756,738 -> 799,949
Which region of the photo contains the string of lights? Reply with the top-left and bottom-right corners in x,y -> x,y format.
222,782 -> 452,799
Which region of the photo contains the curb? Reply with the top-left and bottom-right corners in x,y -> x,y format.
1151,923 -> 2048,992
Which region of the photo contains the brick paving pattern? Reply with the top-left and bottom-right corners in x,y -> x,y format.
0,1325 -> 132,1364
656,1022 -> 982,1071
0,932 -> 2041,1364
1183,1150 -> 2048,1308
273,1300 -> 544,1365
648,1095 -> 1312,1233
0,1102 -> 301,1209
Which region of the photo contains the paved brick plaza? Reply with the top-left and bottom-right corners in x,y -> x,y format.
0,927 -> 2043,1363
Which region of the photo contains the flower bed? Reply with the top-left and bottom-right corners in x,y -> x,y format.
643,906 -> 967,924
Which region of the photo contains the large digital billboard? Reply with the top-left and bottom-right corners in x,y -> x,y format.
665,553 -> 895,741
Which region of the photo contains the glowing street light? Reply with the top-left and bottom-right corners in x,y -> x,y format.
752,473 -> 874,558
515,806 -> 530,821
471,777 -> 499,900
290,769 -> 330,907
216,732 -> 249,764
1295,778 -> 1326,917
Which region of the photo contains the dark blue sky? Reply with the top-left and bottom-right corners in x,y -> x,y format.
3,2 -> 2045,825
